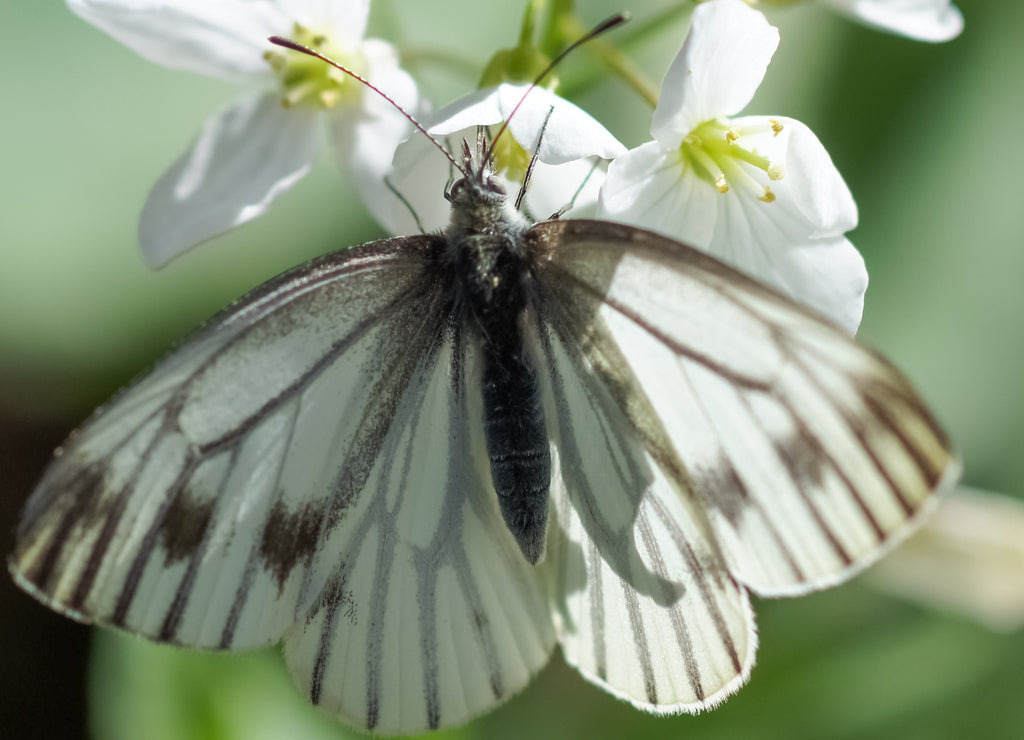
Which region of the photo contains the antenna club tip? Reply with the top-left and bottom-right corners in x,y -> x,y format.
598,13 -> 631,33
268,35 -> 304,53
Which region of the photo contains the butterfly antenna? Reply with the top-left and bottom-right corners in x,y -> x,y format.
267,36 -> 468,178
515,105 -> 555,211
484,13 -> 629,163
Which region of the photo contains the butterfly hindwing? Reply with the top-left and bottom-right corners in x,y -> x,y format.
535,314 -> 756,711
533,218 -> 956,598
283,322 -> 555,734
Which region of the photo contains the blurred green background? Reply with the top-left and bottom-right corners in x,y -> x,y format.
2,0 -> 1022,738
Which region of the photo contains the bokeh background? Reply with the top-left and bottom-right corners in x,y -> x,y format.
2,0 -> 1022,738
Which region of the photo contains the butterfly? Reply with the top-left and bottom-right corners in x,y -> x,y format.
9,41 -> 956,740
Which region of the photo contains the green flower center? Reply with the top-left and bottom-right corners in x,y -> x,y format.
490,129 -> 533,184
263,24 -> 363,110
680,119 -> 783,203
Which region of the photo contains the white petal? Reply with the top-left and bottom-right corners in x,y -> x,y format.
428,84 -> 624,163
705,201 -> 867,333
867,490 -> 1024,631
651,0 -> 779,145
329,40 -> 423,235
377,133 -> 456,236
598,142 -> 719,248
760,236 -> 867,333
425,87 -> 506,132
730,115 -> 858,237
823,0 -> 964,42
384,85 -> 623,236
140,92 -> 318,267
522,158 -> 609,221
497,85 -> 625,163
598,143 -> 866,331
276,0 -> 370,47
67,0 -> 287,83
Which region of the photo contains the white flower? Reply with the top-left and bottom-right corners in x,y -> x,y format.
598,0 -> 866,333
383,83 -> 626,236
867,489 -> 1024,632
69,0 -> 420,267
816,0 -> 964,42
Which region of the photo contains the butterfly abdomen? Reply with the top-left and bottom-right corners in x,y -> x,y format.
442,173 -> 553,564
480,330 -> 550,565
462,243 -> 551,564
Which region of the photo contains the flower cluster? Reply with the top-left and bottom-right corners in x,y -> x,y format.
70,0 -> 962,328
70,0 -> 421,267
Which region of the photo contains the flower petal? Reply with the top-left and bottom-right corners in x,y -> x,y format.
598,142 -> 866,332
140,92 -> 318,267
68,0 -> 288,83
428,84 -> 624,163
756,235 -> 867,333
823,0 -> 964,42
382,84 -> 623,236
276,0 -> 371,47
728,115 -> 858,237
598,141 -> 719,247
374,133 -> 454,236
867,489 -> 1024,632
328,40 -> 423,235
497,85 -> 626,163
522,158 -> 609,221
705,198 -> 867,333
651,0 -> 779,145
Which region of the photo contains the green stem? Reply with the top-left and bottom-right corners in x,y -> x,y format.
540,0 -> 575,56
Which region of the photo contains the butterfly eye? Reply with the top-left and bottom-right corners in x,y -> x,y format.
445,179 -> 464,202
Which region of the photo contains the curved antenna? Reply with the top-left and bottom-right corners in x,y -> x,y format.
484,13 -> 629,164
267,36 -> 468,178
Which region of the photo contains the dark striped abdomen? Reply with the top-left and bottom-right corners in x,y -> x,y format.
481,335 -> 550,564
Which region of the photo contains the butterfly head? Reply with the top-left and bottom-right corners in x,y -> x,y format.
444,138 -> 529,238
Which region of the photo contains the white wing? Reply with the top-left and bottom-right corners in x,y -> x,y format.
10,237 -> 555,734
11,238 -> 443,646
283,325 -> 554,734
534,219 -> 957,602
535,318 -> 756,711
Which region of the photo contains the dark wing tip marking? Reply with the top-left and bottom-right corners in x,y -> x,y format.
17,463 -> 108,593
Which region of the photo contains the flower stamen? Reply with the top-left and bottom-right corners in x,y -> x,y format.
680,119 -> 783,200
264,24 -> 362,110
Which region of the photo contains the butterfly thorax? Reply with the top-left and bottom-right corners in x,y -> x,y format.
443,171 -> 550,565
444,174 -> 533,314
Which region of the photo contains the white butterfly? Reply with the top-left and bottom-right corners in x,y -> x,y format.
9,129 -> 956,733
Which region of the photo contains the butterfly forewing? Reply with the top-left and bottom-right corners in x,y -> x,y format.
11,237 -> 448,646
533,219 -> 956,597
